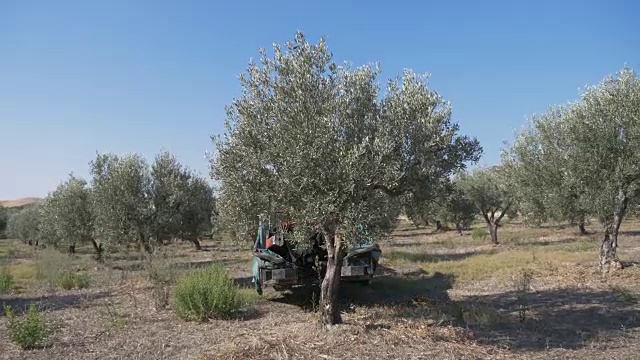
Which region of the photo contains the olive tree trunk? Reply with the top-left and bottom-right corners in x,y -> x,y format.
320,231 -> 344,326
579,220 -> 587,235
488,222 -> 499,245
600,191 -> 628,272
90,238 -> 104,262
481,206 -> 509,245
191,237 -> 202,251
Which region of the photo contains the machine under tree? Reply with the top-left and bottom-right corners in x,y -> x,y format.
251,215 -> 381,295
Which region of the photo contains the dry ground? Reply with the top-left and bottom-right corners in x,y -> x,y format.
1,219 -> 640,360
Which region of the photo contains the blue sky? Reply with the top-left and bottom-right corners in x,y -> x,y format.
1,0 -> 638,199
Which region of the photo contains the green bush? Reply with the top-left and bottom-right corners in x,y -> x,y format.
57,270 -> 92,290
3,303 -> 52,350
471,227 -> 488,241
74,272 -> 91,289
0,266 -> 15,293
172,263 -> 251,321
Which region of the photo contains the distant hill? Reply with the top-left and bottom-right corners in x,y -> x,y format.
0,197 -> 42,208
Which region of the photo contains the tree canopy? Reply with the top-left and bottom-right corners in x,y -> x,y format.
457,166 -> 514,244
504,66 -> 640,270
210,31 -> 481,325
39,174 -> 97,254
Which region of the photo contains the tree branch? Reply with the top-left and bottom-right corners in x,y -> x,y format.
496,202 -> 511,224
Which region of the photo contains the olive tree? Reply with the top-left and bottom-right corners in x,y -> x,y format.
6,205 -> 42,246
439,183 -> 477,234
150,151 -> 188,245
90,153 -> 154,253
210,32 -> 481,325
39,174 -> 98,257
505,66 -> 640,271
151,151 -> 216,250
458,166 -> 513,244
502,108 -> 589,234
175,175 -> 215,250
402,181 -> 475,234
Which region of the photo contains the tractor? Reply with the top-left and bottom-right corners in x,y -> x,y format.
251,217 -> 381,295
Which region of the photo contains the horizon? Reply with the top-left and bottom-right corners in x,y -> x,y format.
2,0 -> 638,200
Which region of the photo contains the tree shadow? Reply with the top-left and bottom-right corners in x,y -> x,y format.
340,270 -> 456,308
506,237 -> 591,248
442,287 -> 640,351
268,265 -> 456,313
110,257 -> 247,272
0,291 -> 111,315
392,229 -> 441,238
386,239 -> 463,248
386,249 -> 497,263
620,231 -> 640,237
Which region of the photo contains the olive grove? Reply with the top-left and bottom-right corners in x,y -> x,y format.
5,151 -> 215,259
210,32 -> 481,326
504,66 -> 640,271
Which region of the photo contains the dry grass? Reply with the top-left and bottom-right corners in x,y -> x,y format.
1,218 -> 640,359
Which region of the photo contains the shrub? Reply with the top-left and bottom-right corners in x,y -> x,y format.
57,271 -> 92,290
0,266 -> 15,293
3,303 -> 52,350
74,272 -> 91,289
471,227 -> 488,241
144,251 -> 177,310
173,263 -> 251,321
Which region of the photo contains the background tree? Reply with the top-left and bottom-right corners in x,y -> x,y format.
503,107 -> 589,234
39,174 -> 98,257
174,174 -> 215,250
6,204 -> 42,246
151,151 -> 216,250
90,153 -> 154,253
438,182 -> 477,234
211,32 -> 481,326
504,66 -> 640,271
403,197 -> 439,229
150,151 -> 189,245
458,166 -> 513,244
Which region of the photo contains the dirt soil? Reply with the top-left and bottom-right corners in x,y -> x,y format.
1,220 -> 640,360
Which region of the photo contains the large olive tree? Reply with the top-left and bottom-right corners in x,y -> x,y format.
210,32 -> 481,325
505,66 -> 640,271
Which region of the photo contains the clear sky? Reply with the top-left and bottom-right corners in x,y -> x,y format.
1,0 -> 638,200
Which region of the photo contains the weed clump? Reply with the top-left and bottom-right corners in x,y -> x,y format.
35,249 -> 91,289
0,266 -> 15,293
3,303 -> 52,350
144,250 -> 177,310
471,228 -> 488,241
173,263 -> 253,321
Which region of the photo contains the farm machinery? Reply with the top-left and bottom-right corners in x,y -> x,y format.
251,217 -> 382,295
